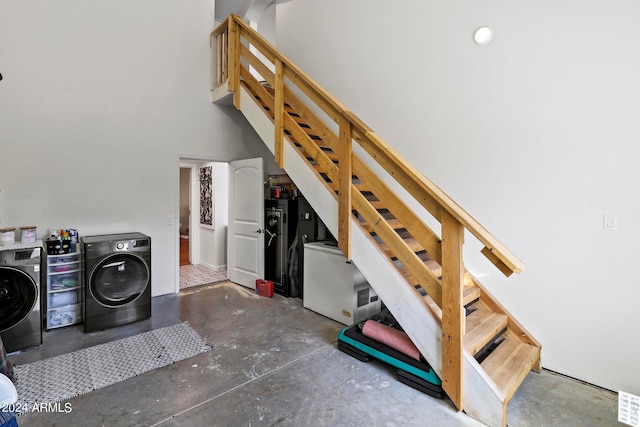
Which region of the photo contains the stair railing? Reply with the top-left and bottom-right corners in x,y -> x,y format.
210,19 -> 229,91
210,15 -> 525,410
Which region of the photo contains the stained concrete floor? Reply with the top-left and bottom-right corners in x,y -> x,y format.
10,281 -> 619,427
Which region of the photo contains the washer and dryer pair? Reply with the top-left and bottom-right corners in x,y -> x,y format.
0,233 -> 151,351
0,245 -> 42,354
82,232 -> 152,332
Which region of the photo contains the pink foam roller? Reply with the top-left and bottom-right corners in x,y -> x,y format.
361,320 -> 421,361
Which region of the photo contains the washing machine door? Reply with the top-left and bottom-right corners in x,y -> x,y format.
0,267 -> 38,332
89,254 -> 149,307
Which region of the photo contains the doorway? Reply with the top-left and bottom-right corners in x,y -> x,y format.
178,159 -> 230,290
179,167 -> 191,266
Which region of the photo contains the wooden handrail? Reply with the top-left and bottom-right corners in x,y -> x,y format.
351,126 -> 525,276
211,18 -> 229,37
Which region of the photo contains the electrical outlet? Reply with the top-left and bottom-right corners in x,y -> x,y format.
167,215 -> 174,225
619,391 -> 640,427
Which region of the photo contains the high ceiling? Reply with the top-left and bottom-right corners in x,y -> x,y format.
215,0 -> 241,21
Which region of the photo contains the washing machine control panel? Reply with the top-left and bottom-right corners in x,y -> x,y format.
113,239 -> 149,252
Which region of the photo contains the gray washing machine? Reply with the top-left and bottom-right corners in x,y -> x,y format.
0,245 -> 43,353
82,233 -> 151,332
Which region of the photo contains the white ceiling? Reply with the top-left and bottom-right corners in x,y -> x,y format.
215,0 -> 242,20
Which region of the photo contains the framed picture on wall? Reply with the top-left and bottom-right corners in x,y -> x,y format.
199,165 -> 214,229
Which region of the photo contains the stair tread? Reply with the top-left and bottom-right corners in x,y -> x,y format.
399,260 -> 438,282
464,308 -> 508,355
328,182 -> 369,193
286,124 -> 334,149
360,218 -> 404,233
367,200 -> 387,210
481,337 -> 540,402
396,258 -> 478,306
378,238 -> 424,258
404,264 -> 479,306
420,285 -> 479,308
307,149 -> 338,161
462,285 -> 480,305
292,135 -> 338,159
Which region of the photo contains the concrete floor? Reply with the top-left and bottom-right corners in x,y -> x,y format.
10,281 -> 619,426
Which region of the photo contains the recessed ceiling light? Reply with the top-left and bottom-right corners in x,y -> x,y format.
474,27 -> 493,45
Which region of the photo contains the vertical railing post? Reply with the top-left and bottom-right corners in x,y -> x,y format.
441,209 -> 465,411
220,30 -> 227,84
338,115 -> 352,260
228,17 -> 241,109
274,58 -> 285,168
210,33 -> 216,91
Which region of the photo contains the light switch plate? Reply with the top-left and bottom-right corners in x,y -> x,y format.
603,214 -> 617,231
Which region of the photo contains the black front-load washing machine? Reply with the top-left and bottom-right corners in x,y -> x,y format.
0,245 -> 43,353
82,233 -> 151,332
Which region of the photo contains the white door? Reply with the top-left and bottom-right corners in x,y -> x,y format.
227,158 -> 264,289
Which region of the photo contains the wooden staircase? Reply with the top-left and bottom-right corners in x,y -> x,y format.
211,15 -> 541,427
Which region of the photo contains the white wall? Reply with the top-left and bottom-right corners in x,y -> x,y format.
257,3 -> 276,44
275,0 -> 640,394
0,0 -> 272,297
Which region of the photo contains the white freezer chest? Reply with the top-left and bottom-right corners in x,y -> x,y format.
303,241 -> 381,325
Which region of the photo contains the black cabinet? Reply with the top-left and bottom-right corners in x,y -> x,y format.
264,199 -> 297,297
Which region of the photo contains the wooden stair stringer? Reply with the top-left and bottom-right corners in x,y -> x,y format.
350,217 -> 445,373
237,82 -> 521,427
463,350 -> 508,427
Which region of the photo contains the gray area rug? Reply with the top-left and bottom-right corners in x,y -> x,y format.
180,264 -> 228,289
14,322 -> 210,410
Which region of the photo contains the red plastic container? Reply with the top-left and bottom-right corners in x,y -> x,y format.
255,279 -> 274,298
